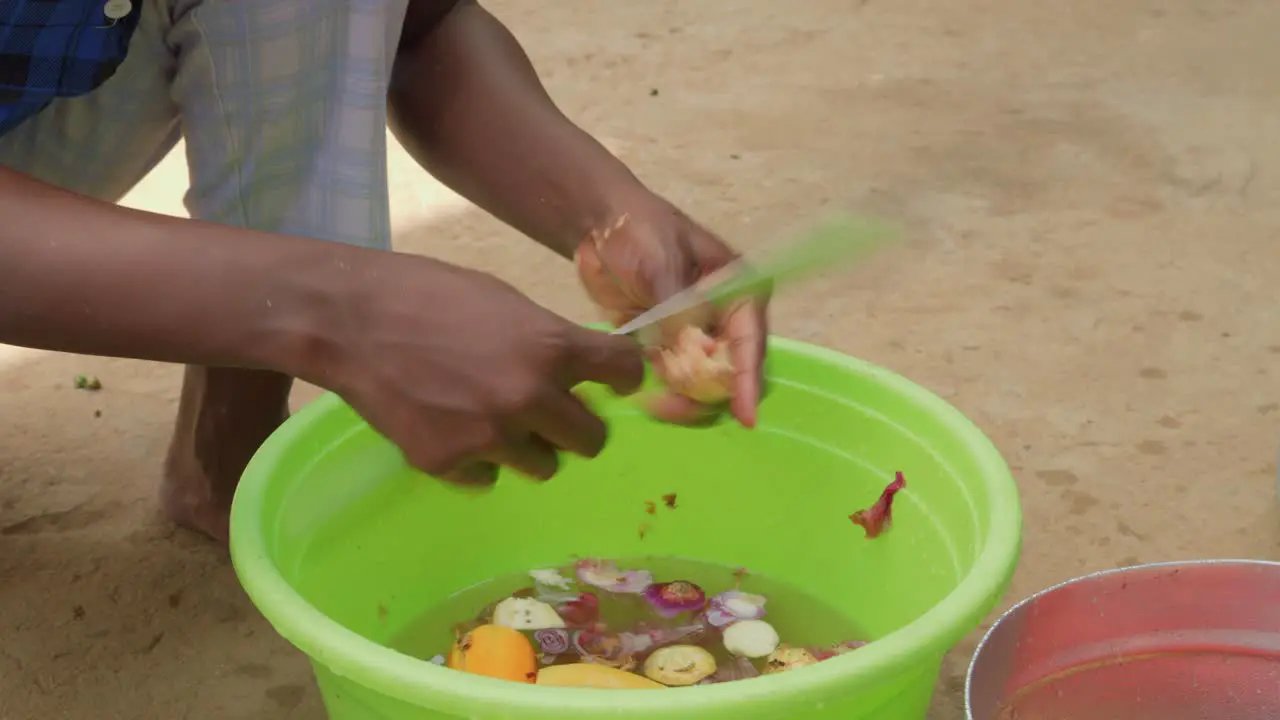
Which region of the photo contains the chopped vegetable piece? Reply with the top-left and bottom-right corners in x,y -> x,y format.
555,592 -> 600,628
707,656 -> 760,683
762,645 -> 820,674
705,590 -> 768,627
529,568 -> 573,590
431,557 -> 875,687
642,580 -> 707,618
492,597 -> 565,631
537,663 -> 666,689
74,375 -> 103,391
643,644 -> 718,686
534,590 -> 581,605
620,623 -> 706,656
722,619 -> 780,658
572,630 -> 634,669
576,559 -> 654,593
533,628 -> 571,655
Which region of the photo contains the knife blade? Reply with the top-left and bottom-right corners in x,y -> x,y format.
610,215 -> 898,337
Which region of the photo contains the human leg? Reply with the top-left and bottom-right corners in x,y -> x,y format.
161,0 -> 409,540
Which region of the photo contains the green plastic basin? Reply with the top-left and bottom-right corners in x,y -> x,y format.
230,337 -> 1021,719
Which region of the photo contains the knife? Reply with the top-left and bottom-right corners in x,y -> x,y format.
610,215 -> 898,337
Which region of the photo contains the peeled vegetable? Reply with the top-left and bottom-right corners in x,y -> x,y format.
447,624 -> 538,683
762,645 -> 819,675
537,663 -> 666,689
493,597 -> 566,631
642,644 -> 718,686
722,619 -> 780,659
656,326 -> 734,404
573,217 -> 734,405
705,590 -> 768,627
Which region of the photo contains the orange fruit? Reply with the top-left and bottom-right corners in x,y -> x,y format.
447,624 -> 537,683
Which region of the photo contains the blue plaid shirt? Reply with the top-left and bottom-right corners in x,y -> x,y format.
0,0 -> 140,137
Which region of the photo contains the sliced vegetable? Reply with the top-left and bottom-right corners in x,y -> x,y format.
575,559 -> 654,593
572,630 -> 633,669
535,590 -> 583,605
642,580 -> 707,618
643,644 -> 718,686
492,597 -> 566,631
722,619 -> 780,659
707,656 -> 760,683
537,663 -> 666,689
762,645 -> 820,675
529,568 -> 573,590
556,592 -> 600,628
439,558 -> 874,688
533,628 -> 571,656
705,589 -> 767,627
619,623 -> 706,656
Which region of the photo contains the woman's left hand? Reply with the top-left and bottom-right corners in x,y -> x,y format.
574,193 -> 769,428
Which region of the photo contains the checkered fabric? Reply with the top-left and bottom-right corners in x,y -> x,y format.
0,0 -> 140,136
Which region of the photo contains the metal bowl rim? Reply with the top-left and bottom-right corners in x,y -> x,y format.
964,558 -> 1280,719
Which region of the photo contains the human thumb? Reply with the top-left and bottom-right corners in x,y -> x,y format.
563,325 -> 646,396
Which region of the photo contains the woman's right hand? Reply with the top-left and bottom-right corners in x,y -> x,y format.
298,252 -> 645,486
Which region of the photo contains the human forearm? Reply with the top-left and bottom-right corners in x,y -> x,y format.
0,167 -> 344,375
388,0 -> 647,258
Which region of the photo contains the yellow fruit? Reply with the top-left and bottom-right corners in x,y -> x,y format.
447,624 -> 537,683
536,663 -> 666,689
642,644 -> 718,686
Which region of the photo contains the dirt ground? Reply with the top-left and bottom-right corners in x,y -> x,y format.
3,0 -> 1279,718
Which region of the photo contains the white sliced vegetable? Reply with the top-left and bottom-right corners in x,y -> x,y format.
529,568 -> 573,590
722,619 -> 780,659
723,594 -> 767,617
492,596 -> 566,630
643,644 -> 718,686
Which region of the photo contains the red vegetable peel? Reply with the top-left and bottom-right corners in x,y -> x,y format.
849,471 -> 906,539
556,593 -> 600,628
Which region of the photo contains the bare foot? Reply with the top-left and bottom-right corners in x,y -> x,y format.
162,366 -> 292,543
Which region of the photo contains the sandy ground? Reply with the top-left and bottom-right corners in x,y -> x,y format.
3,0 -> 1280,718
